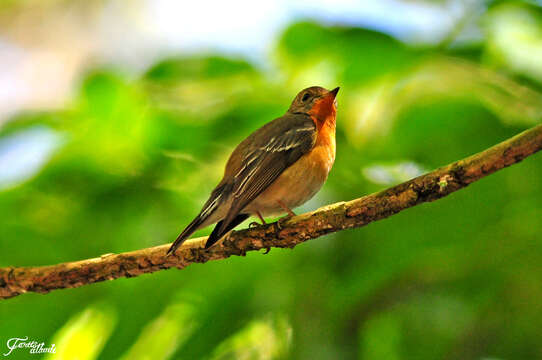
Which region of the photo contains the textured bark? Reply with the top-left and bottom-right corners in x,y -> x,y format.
2,124 -> 542,300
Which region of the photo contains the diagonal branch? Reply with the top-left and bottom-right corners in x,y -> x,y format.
2,124 -> 542,300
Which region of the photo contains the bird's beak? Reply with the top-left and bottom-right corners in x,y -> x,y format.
326,87 -> 339,110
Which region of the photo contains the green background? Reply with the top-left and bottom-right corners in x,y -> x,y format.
2,1 -> 542,359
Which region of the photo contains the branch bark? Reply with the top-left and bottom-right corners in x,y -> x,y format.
2,124 -> 542,300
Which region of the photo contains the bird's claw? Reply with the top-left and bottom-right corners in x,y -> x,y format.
191,247 -> 205,263
262,247 -> 271,255
276,214 -> 294,230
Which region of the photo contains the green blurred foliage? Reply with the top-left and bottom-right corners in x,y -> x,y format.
2,1 -> 542,359
45,306 -> 116,360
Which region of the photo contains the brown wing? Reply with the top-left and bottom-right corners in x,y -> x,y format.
211,113 -> 316,243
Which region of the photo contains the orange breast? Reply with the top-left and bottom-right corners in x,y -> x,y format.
245,123 -> 336,216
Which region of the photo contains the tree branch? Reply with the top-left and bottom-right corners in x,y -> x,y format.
2,124 -> 542,300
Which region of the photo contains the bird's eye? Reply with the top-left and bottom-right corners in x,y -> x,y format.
302,93 -> 311,102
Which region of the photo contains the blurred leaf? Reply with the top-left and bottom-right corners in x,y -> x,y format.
359,313 -> 401,360
485,3 -> 542,82
277,22 -> 419,89
45,305 -> 116,360
120,303 -> 197,360
145,56 -> 256,82
344,57 -> 542,146
210,315 -> 292,360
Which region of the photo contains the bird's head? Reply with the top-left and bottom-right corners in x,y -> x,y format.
288,86 -> 339,127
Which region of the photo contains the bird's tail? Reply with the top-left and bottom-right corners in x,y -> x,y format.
168,183 -> 230,256
167,216 -> 204,256
205,214 -> 249,249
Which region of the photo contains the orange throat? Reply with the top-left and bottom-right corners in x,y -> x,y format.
309,94 -> 337,126
309,95 -> 337,148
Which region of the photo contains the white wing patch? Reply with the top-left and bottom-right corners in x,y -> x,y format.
258,127 -> 314,152
200,193 -> 222,218
232,122 -> 315,199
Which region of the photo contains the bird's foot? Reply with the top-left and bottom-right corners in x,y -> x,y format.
277,200 -> 296,218
257,211 -> 267,224
249,211 -> 268,229
276,213 -> 294,230
191,247 -> 205,263
262,247 -> 271,255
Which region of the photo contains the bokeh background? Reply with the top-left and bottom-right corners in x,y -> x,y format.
2,0 -> 542,359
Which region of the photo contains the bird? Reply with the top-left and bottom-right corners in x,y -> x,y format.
167,86 -> 339,255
